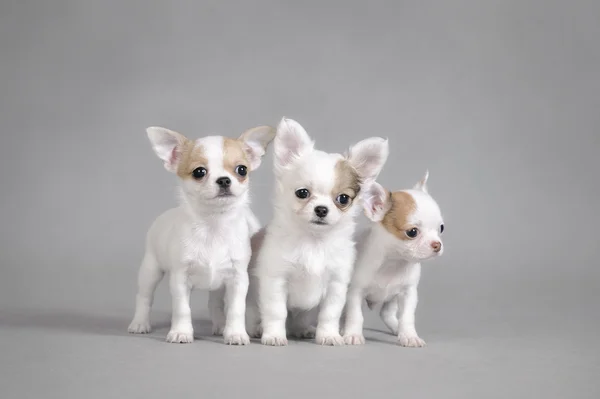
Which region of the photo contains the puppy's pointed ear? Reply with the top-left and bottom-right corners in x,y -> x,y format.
362,182 -> 391,222
239,125 -> 276,170
346,137 -> 389,185
413,170 -> 429,193
146,127 -> 189,172
273,117 -> 314,169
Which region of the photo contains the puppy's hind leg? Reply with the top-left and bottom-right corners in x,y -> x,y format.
380,296 -> 399,335
288,308 -> 317,339
208,287 -> 226,336
128,252 -> 164,334
245,303 -> 262,339
245,275 -> 262,338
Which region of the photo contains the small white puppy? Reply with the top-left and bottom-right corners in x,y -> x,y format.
128,125 -> 275,345
343,172 -> 444,347
246,118 -> 389,346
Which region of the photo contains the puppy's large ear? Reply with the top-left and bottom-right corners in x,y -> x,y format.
146,127 -> 190,173
273,117 -> 314,169
413,170 -> 429,193
362,182 -> 391,222
346,137 -> 389,184
239,125 -> 276,170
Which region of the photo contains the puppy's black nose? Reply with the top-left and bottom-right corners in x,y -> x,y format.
216,177 -> 231,188
314,206 -> 329,218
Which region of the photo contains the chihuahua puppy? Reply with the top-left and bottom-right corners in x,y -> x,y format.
246,118 -> 389,346
342,172 -> 444,347
127,125 -> 275,345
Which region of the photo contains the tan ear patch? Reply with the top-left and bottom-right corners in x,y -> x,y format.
223,138 -> 250,183
380,191 -> 417,240
176,140 -> 208,179
332,159 -> 362,211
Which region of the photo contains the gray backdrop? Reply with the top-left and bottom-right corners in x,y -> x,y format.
1,1 -> 598,398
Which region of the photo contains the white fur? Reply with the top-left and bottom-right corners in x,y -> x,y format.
343,174 -> 444,347
128,126 -> 273,345
246,118 -> 389,346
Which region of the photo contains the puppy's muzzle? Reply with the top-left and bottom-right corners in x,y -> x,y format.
216,176 -> 231,188
311,206 -> 329,225
314,206 -> 328,218
216,176 -> 233,196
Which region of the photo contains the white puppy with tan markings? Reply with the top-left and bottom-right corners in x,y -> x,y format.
246,118 -> 389,346
343,172 -> 444,347
128,124 -> 275,345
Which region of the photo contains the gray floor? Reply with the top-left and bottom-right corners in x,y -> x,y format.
1,260 -> 598,399
2,0 -> 600,398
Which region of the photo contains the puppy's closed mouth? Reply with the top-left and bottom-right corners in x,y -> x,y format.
215,192 -> 234,198
311,220 -> 328,226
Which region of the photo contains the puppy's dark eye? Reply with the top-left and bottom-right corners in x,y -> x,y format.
336,194 -> 350,205
440,224 -> 444,234
295,188 -> 310,199
405,228 -> 419,239
235,165 -> 247,177
192,167 -> 207,179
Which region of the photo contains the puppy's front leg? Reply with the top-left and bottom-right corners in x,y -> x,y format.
397,286 -> 425,347
166,271 -> 194,343
223,263 -> 250,345
315,278 -> 348,346
259,275 -> 288,346
342,288 -> 366,345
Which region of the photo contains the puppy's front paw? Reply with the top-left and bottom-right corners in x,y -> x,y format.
315,332 -> 345,346
223,329 -> 250,345
343,333 -> 365,345
166,329 -> 194,343
398,333 -> 426,347
261,334 -> 288,346
128,320 -> 151,334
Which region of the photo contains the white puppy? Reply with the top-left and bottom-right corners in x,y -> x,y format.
342,172 -> 444,347
246,118 -> 389,346
127,125 -> 275,345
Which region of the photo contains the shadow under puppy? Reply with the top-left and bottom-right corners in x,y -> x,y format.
246,118 -> 389,346
128,124 -> 275,345
342,172 -> 445,346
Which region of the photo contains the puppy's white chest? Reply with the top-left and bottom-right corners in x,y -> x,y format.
285,246 -> 329,309
287,244 -> 327,275
183,227 -> 236,290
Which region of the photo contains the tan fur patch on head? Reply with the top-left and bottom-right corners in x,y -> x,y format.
381,191 -> 417,240
332,159 -> 362,211
223,138 -> 250,182
176,140 -> 208,179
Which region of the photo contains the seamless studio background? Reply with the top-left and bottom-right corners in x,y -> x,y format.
1,1 -> 599,398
